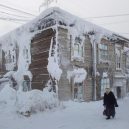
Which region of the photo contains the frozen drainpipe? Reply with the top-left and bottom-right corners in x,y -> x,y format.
92,34 -> 97,101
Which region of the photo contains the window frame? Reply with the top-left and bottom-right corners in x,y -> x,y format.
99,43 -> 109,61
115,47 -> 122,70
71,36 -> 84,61
74,43 -> 83,57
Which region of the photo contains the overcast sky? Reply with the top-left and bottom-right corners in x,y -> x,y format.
0,0 -> 129,38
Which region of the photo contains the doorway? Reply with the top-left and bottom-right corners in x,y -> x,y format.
116,87 -> 121,98
73,82 -> 83,101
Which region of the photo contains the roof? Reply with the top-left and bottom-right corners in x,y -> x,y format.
0,7 -> 129,44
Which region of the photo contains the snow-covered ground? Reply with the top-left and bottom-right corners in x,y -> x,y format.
0,92 -> 129,129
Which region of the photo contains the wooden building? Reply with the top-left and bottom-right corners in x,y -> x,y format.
0,7 -> 129,101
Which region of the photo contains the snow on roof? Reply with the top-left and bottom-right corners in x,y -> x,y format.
0,7 -> 128,43
36,7 -> 113,39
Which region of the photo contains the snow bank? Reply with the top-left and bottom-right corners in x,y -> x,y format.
0,85 -> 59,116
0,85 -> 16,105
16,88 -> 59,115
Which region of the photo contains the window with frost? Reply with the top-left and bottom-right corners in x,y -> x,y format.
115,48 -> 121,70
7,50 -> 12,63
22,75 -> 31,92
101,77 -> 110,97
99,44 -> 108,60
74,82 -> 83,101
126,55 -> 129,68
73,37 -> 83,58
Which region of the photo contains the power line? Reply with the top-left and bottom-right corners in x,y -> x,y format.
97,20 -> 129,26
119,33 -> 129,35
0,4 -> 36,17
0,16 -> 29,22
0,11 -> 33,19
85,13 -> 129,19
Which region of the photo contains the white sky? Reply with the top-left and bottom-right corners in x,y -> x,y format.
0,0 -> 129,38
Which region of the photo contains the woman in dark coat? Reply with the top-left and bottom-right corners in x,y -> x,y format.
103,88 -> 118,119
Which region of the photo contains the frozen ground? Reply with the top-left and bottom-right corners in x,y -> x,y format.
0,95 -> 129,129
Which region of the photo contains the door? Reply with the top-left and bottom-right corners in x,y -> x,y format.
74,82 -> 83,101
116,87 -> 121,98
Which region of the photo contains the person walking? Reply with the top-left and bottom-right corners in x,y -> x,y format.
103,88 -> 118,120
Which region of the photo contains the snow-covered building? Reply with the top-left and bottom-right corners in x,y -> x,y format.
0,7 -> 129,101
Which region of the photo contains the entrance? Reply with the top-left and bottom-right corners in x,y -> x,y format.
74,82 -> 83,101
116,87 -> 121,98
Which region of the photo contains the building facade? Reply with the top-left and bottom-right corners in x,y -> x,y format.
0,8 -> 129,101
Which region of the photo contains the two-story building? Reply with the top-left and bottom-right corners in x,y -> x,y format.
0,7 -> 129,101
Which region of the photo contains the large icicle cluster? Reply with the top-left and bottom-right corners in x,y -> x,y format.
67,68 -> 87,83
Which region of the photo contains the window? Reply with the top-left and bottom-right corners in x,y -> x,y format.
115,48 -> 121,69
126,55 -> 129,68
101,77 -> 110,97
99,44 -> 108,60
74,43 -> 83,57
0,44 -> 2,70
72,37 -> 84,61
22,75 -> 31,92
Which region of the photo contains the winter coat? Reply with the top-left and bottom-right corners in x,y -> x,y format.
103,91 -> 118,117
103,91 -> 118,107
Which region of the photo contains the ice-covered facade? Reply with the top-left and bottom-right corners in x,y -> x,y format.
0,7 -> 129,101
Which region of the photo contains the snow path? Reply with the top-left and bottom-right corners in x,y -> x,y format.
0,97 -> 129,129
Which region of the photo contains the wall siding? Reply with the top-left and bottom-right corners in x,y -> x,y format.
29,28 -> 55,90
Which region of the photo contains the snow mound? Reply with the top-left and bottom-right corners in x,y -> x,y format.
16,88 -> 59,116
0,85 -> 16,105
0,85 -> 59,116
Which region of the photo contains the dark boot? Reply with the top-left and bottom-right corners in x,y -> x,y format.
112,114 -> 115,118
106,116 -> 110,120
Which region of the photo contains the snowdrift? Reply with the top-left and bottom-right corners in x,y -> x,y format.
0,85 -> 59,116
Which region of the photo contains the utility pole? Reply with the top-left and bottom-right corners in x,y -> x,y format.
93,38 -> 97,101
90,33 -> 97,101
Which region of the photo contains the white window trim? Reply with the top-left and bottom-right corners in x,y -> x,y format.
71,37 -> 84,62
